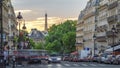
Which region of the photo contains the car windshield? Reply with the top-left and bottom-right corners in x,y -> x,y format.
50,54 -> 59,57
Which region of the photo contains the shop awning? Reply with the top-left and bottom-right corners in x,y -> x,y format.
71,51 -> 78,55
105,44 -> 120,52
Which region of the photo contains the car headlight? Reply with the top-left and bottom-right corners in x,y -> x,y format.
49,58 -> 52,60
57,58 -> 61,60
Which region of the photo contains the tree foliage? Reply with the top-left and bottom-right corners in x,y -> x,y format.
45,20 -> 77,54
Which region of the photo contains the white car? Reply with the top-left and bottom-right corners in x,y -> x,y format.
48,54 -> 61,63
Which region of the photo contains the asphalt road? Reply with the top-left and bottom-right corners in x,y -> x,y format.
7,61 -> 120,68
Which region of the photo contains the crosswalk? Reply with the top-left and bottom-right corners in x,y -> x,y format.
61,63 -> 107,67
6,62 -> 120,68
28,63 -> 114,67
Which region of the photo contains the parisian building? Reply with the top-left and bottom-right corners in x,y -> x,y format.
76,10 -> 84,53
8,0 -> 18,50
0,0 -> 17,50
76,0 -> 120,55
29,29 -> 45,43
96,0 -> 109,53
83,0 -> 99,56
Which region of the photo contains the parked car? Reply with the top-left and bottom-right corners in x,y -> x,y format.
86,55 -> 93,62
63,56 -> 70,61
48,54 -> 62,63
92,55 -> 99,62
97,54 -> 107,63
113,55 -> 120,65
28,50 -> 49,64
71,56 -> 79,62
28,51 -> 42,63
104,55 -> 114,64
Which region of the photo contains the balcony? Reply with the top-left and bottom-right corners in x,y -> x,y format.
96,36 -> 107,42
106,31 -> 117,37
84,38 -> 92,42
76,35 -> 83,38
83,12 -> 95,20
76,28 -> 83,32
98,4 -> 108,11
96,25 -> 108,32
75,42 -> 83,46
107,15 -> 118,23
116,22 -> 120,28
108,1 -> 118,10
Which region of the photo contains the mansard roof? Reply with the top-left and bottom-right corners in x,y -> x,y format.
29,29 -> 44,39
85,0 -> 99,9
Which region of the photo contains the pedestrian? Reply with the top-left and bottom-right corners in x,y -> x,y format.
3,41 -> 8,66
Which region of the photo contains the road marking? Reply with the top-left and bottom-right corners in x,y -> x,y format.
48,64 -> 53,66
81,64 -> 88,66
56,64 -> 62,66
64,64 -> 71,66
98,64 -> 106,66
73,64 -> 79,66
89,64 -> 97,66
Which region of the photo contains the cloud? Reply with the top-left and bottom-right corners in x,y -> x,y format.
15,10 -> 32,14
22,17 -> 77,32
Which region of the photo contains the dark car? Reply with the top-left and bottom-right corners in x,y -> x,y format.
28,50 -> 49,63
28,55 -> 41,63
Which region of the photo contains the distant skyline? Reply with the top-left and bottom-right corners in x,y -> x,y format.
11,0 -> 89,32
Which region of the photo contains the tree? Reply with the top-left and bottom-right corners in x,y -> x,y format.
45,20 -> 77,54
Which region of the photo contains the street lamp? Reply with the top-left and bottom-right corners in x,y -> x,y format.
22,20 -> 26,30
17,12 -> 23,37
93,34 -> 96,56
22,20 -> 26,49
83,39 -> 85,50
16,12 -> 23,49
111,25 -> 117,56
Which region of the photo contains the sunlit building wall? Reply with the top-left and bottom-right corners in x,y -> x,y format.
76,10 -> 84,52
8,0 -> 18,50
107,0 -> 119,46
95,0 -> 109,53
82,0 -> 99,56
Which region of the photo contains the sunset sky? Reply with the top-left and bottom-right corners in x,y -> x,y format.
11,0 -> 88,32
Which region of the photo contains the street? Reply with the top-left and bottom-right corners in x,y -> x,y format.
7,61 -> 120,68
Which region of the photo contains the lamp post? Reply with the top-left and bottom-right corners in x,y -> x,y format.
83,39 -> 85,50
16,12 -> 23,49
0,0 -> 6,68
22,20 -> 26,49
111,25 -> 116,56
93,34 -> 96,56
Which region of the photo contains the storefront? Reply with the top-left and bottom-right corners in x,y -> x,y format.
105,44 -> 120,55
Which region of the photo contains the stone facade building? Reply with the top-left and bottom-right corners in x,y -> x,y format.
76,0 -> 120,56
76,11 -> 84,52
96,0 -> 109,53
0,0 -> 17,49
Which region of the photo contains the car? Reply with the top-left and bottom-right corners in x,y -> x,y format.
27,50 -> 48,64
28,52 -> 41,63
48,54 -> 62,63
104,55 -> 113,64
92,55 -> 99,62
113,55 -> 120,64
63,56 -> 70,61
97,54 -> 107,63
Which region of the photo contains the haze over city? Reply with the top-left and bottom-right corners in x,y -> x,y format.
11,0 -> 88,32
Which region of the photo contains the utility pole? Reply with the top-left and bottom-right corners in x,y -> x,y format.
0,0 -> 6,68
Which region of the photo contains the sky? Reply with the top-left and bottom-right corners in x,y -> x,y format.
11,0 -> 89,32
